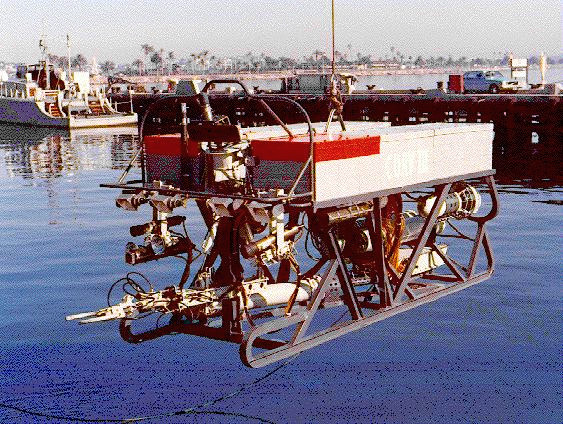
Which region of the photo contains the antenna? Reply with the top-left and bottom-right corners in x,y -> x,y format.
39,34 -> 47,60
38,25 -> 50,88
331,0 -> 336,77
325,0 -> 346,132
67,34 -> 71,76
39,20 -> 47,60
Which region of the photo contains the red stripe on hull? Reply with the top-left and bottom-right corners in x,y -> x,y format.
144,134 -> 200,157
315,135 -> 380,162
144,133 -> 381,162
251,134 -> 380,162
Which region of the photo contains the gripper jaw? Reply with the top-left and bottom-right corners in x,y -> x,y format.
65,295 -> 136,324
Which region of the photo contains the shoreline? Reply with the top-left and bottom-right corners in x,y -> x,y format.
97,64 -> 562,84
104,67 -> 490,84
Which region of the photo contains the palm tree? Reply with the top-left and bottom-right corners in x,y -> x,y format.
100,60 -> 116,75
278,56 -> 297,71
167,51 -> 175,75
209,55 -> 217,72
132,59 -> 144,76
141,44 -> 154,75
243,51 -> 254,72
334,50 -> 345,64
47,54 -> 66,69
199,51 -> 210,72
71,54 -> 87,71
150,50 -> 164,76
190,53 -> 200,74
159,48 -> 165,75
356,53 -> 372,66
313,50 -> 325,62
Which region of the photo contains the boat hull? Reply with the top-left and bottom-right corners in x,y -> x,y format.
68,113 -> 138,128
0,97 -> 137,128
0,96 -> 66,127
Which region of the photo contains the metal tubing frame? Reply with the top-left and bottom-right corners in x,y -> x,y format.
392,183 -> 451,302
239,175 -> 499,367
119,318 -> 286,351
113,176 -> 498,368
240,262 -> 494,367
365,197 -> 393,307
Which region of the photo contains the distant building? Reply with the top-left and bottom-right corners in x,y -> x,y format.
90,57 -> 100,75
370,61 -> 400,69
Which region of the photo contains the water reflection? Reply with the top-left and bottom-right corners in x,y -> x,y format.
0,124 -> 140,226
0,123 -> 559,192
0,124 -> 139,180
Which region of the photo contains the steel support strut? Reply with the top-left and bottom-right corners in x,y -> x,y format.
240,176 -> 499,368
365,197 -> 393,307
393,183 -> 451,301
328,229 -> 363,320
239,265 -> 495,368
240,260 -> 338,367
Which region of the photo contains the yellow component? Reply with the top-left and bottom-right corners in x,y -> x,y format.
398,244 -> 448,275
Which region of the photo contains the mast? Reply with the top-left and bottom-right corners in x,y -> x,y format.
39,33 -> 50,88
67,34 -> 72,78
325,0 -> 345,132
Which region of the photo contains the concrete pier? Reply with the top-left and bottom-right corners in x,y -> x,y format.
109,92 -> 562,181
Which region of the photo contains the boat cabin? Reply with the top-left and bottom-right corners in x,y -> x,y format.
16,62 -> 65,90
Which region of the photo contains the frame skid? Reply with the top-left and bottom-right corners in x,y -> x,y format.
240,174 -> 499,367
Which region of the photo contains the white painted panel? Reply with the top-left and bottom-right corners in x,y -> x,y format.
314,122 -> 493,204
432,126 -> 493,178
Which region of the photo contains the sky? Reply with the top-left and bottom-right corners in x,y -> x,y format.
0,0 -> 561,63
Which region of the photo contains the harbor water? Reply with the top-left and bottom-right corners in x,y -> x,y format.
243,67 -> 562,92
126,67 -> 563,93
0,117 -> 561,422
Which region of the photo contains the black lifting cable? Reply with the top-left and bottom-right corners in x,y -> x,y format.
1,298 -> 351,423
1,218 -> 350,423
0,403 -> 276,424
0,355 -> 297,423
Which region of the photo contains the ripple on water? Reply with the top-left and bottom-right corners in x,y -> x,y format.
0,124 -> 561,424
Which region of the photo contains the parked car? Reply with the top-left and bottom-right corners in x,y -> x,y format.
463,71 -> 518,93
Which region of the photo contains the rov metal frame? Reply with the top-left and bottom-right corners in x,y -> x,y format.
104,81 -> 499,367
114,174 -> 498,368
240,174 -> 498,367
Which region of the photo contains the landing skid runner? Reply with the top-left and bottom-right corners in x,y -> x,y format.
67,80 -> 499,368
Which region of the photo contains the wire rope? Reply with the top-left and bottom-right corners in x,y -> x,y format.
0,354 -> 297,423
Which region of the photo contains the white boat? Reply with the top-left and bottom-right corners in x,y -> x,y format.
0,61 -> 137,128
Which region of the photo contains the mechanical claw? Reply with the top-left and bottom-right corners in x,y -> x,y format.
66,295 -> 136,324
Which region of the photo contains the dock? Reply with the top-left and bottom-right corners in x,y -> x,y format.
108,92 -> 562,181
